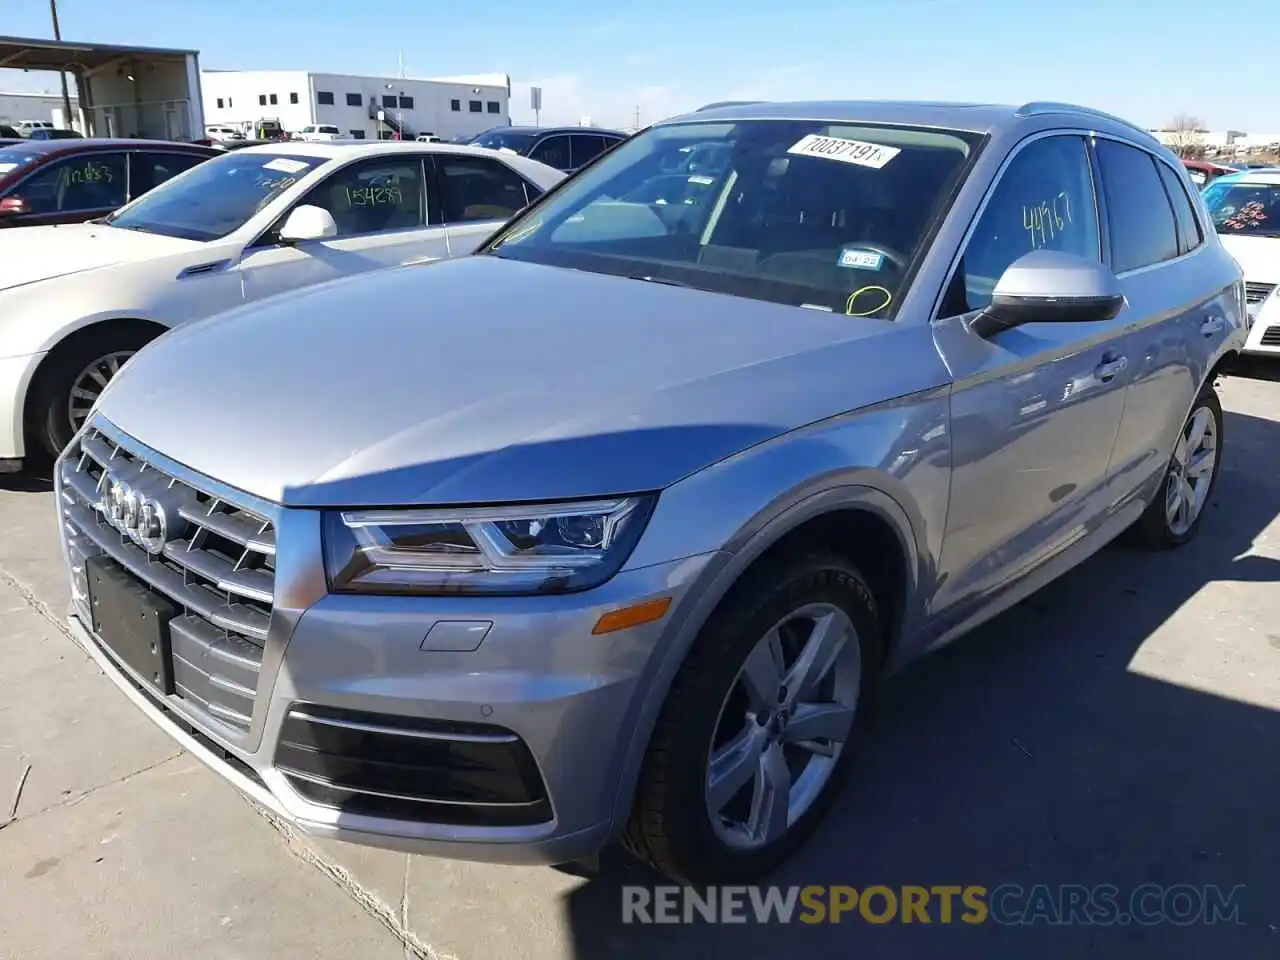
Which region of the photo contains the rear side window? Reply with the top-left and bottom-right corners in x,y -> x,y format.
569,135 -> 608,169
436,155 -> 532,223
1154,162 -> 1203,255
130,152 -> 206,197
1094,139 -> 1179,273
529,135 -> 571,171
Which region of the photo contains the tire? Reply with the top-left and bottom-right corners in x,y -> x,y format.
29,325 -> 159,458
622,552 -> 882,885
1124,383 -> 1224,550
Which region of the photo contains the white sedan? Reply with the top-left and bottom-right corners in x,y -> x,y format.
0,140 -> 564,471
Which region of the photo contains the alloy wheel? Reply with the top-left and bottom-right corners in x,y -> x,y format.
1166,404 -> 1218,537
67,351 -> 136,434
705,602 -> 861,850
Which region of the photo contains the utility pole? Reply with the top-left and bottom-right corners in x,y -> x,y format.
49,0 -> 74,131
633,105 -> 641,132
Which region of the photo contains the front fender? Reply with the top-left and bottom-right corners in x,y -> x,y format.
0,244 -> 244,359
607,387 -> 954,835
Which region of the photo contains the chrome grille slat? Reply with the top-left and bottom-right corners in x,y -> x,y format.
162,539 -> 274,604
64,499 -> 270,641
59,424 -> 277,738
178,503 -> 277,555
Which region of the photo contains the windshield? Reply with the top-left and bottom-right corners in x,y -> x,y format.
469,130 -> 540,154
106,151 -> 327,241
0,147 -> 42,179
1202,179 -> 1280,238
485,119 -> 981,317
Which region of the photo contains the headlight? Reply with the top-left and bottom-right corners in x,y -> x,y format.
323,495 -> 656,596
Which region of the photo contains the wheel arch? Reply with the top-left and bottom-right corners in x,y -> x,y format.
607,484 -> 924,835
22,316 -> 170,455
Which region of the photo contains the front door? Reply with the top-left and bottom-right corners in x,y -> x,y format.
931,134 -> 1134,613
1,151 -> 127,226
432,154 -> 542,256
236,155 -> 449,302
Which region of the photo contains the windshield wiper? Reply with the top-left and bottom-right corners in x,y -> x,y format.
627,274 -> 692,288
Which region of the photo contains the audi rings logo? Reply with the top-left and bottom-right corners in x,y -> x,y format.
98,473 -> 188,555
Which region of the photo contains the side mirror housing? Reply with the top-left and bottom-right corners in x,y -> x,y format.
0,196 -> 28,217
278,204 -> 337,243
970,250 -> 1127,339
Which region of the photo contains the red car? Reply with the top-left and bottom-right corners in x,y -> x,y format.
1182,158 -> 1238,188
0,138 -> 220,228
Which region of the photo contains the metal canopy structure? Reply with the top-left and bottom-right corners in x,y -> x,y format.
0,36 -> 204,140
0,35 -> 197,73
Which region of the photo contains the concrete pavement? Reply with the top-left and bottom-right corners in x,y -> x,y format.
1,371 -> 1278,959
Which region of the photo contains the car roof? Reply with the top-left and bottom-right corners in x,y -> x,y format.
235,139 -> 544,161
659,99 -> 1160,143
0,137 -> 216,155
490,125 -> 626,137
230,138 -> 564,184
1215,169 -> 1280,185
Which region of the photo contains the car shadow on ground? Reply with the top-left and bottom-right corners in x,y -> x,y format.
0,469 -> 52,494
561,406 -> 1280,959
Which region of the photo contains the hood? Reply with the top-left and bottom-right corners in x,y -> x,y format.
95,256 -> 943,507
0,222 -> 198,291
1218,232 -> 1280,285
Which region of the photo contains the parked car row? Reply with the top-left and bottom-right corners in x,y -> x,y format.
8,98 -> 1251,887
0,138 -> 564,468
0,138 -> 219,227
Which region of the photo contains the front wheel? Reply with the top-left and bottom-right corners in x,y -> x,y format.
1124,383 -> 1224,550
622,553 -> 882,884
30,326 -> 159,458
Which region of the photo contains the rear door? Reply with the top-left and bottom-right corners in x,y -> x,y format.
0,150 -> 127,225
433,153 -> 541,255
931,133 -> 1133,611
236,154 -> 450,301
1092,137 -> 1225,491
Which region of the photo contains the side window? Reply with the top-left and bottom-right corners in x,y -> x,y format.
14,153 -> 127,214
1155,161 -> 1203,256
529,135 -> 571,171
1094,139 -> 1179,273
944,135 -> 1100,316
130,153 -> 206,197
569,135 -> 607,170
300,158 -> 425,237
436,156 -> 531,223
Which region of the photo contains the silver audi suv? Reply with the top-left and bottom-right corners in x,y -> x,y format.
55,100 -> 1245,884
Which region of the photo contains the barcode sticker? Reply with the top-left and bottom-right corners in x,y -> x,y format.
787,134 -> 900,169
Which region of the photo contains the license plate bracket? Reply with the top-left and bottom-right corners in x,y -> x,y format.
86,554 -> 179,694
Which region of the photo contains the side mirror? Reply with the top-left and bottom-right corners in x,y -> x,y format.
0,196 -> 28,217
970,250 -> 1127,339
278,204 -> 337,243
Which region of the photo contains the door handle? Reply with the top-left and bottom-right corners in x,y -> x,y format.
1200,316 -> 1225,337
1095,356 -> 1128,382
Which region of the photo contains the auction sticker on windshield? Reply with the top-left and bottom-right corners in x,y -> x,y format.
787,134 -> 901,169
262,157 -> 311,174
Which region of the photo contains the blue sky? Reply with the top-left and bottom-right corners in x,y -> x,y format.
7,0 -> 1280,132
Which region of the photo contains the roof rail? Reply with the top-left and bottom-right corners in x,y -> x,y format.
695,100 -> 765,112
1015,101 -> 1155,138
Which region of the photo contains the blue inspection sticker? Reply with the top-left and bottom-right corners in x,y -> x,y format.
838,247 -> 884,270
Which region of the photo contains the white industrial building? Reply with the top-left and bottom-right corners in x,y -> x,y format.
0,90 -> 85,130
200,69 -> 511,141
